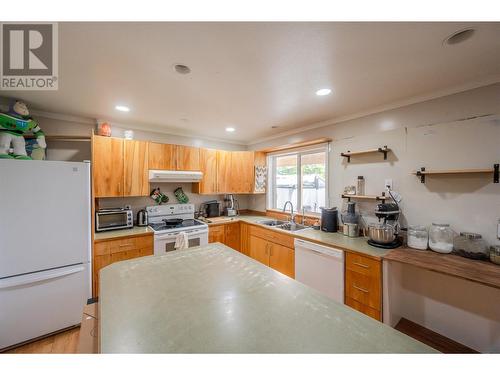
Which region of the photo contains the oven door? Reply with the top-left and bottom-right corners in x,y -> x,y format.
154,228 -> 209,256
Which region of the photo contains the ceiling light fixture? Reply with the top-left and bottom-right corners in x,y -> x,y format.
225,127 -> 235,132
316,88 -> 332,96
173,64 -> 191,74
444,28 -> 475,46
115,105 -> 130,112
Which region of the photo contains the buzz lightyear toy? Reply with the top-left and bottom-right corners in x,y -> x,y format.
0,100 -> 46,159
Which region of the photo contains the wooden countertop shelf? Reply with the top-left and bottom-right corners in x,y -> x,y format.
384,248 -> 500,290
413,164 -> 499,183
341,146 -> 390,163
341,194 -> 389,202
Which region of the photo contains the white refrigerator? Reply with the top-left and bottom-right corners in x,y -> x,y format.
0,159 -> 91,350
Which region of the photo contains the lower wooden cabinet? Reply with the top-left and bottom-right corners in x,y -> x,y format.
208,224 -> 226,243
224,222 -> 240,251
93,234 -> 153,297
344,252 -> 382,321
248,227 -> 295,279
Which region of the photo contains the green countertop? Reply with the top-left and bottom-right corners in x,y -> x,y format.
207,215 -> 391,259
94,226 -> 153,241
99,243 -> 435,353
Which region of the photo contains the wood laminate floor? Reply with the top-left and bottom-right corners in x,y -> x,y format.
3,327 -> 80,354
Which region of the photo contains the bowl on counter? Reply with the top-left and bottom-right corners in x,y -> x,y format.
368,223 -> 396,244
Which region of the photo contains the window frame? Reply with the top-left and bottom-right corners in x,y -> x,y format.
267,143 -> 330,215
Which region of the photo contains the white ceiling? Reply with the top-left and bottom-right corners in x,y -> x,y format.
6,22 -> 500,144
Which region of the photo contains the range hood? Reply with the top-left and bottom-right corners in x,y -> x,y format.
149,170 -> 203,183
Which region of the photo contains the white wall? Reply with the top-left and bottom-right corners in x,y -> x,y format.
383,261 -> 500,353
249,83 -> 500,246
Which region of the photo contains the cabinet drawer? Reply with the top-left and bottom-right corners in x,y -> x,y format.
249,225 -> 294,248
346,252 -> 381,277
345,297 -> 381,321
345,269 -> 381,310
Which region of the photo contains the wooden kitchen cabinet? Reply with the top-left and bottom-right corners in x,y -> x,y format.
93,234 -> 153,297
240,222 -> 250,256
93,135 -> 150,198
216,150 -> 232,193
148,142 -> 175,170
193,148 -> 218,194
249,235 -> 271,266
124,140 -> 149,196
224,222 -> 240,251
175,145 -> 200,171
268,242 -> 295,278
345,252 -> 382,321
248,225 -> 295,278
92,135 -> 124,197
230,151 -> 255,193
208,224 -> 225,243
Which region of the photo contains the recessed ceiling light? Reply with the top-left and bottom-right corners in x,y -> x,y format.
225,127 -> 235,132
444,28 -> 475,46
316,88 -> 332,96
173,64 -> 191,74
115,105 -> 130,112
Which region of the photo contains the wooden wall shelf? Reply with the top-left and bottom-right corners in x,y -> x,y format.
413,164 -> 499,183
341,194 -> 388,202
341,146 -> 390,163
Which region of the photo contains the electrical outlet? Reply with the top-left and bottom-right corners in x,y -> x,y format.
497,219 -> 500,240
385,179 -> 393,190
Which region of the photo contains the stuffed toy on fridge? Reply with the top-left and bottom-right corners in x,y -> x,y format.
0,100 -> 46,159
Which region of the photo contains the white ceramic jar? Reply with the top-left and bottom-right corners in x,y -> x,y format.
407,225 -> 428,250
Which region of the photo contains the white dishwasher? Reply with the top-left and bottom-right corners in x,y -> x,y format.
294,239 -> 344,303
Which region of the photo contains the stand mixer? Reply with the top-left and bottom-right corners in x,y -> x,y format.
367,190 -> 403,249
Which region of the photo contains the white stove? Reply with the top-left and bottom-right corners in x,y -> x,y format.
146,204 -> 209,256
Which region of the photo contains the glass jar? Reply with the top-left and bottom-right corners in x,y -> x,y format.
453,232 -> 488,260
429,223 -> 454,253
408,225 -> 428,250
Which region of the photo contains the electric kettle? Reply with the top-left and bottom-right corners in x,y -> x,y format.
137,209 -> 148,227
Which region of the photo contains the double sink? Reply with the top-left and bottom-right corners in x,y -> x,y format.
257,219 -> 309,232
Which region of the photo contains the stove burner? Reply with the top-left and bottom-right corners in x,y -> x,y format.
149,219 -> 206,232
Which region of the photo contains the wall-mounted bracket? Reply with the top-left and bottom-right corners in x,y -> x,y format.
494,164 -> 499,183
416,167 -> 426,183
378,146 -> 389,160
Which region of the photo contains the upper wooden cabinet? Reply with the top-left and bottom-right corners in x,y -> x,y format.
215,150 -> 263,194
175,145 -> 200,171
93,135 -> 124,197
148,142 -> 175,170
193,148 -> 218,194
216,150 -> 232,193
92,135 -> 149,198
124,140 -> 149,196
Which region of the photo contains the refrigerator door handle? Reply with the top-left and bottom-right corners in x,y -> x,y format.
0,264 -> 85,289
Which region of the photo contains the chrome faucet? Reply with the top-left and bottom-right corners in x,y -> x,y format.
283,201 -> 295,223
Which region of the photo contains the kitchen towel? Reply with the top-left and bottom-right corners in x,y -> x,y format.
174,232 -> 189,250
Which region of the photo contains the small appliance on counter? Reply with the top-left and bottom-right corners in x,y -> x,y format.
367,201 -> 403,249
137,209 -> 148,227
341,201 -> 359,236
320,207 -> 338,232
200,200 -> 220,218
223,194 -> 238,217
96,206 -> 133,232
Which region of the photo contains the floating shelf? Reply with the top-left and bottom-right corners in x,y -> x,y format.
341,193 -> 389,203
23,135 -> 91,142
341,146 -> 390,163
413,164 -> 499,183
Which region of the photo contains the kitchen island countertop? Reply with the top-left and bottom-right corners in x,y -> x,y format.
99,243 -> 435,353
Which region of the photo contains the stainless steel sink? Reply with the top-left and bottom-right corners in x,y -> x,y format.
257,219 -> 287,227
258,220 -> 309,232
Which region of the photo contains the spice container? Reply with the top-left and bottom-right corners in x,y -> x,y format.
490,246 -> 500,265
408,225 -> 428,250
453,232 -> 488,260
429,223 -> 454,253
356,176 -> 365,196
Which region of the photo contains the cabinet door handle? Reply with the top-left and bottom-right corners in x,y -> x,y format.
117,182 -> 121,194
353,284 -> 369,293
119,244 -> 131,247
353,261 -> 369,269
269,244 -> 273,257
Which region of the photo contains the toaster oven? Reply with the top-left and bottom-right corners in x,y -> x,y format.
96,208 -> 133,232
